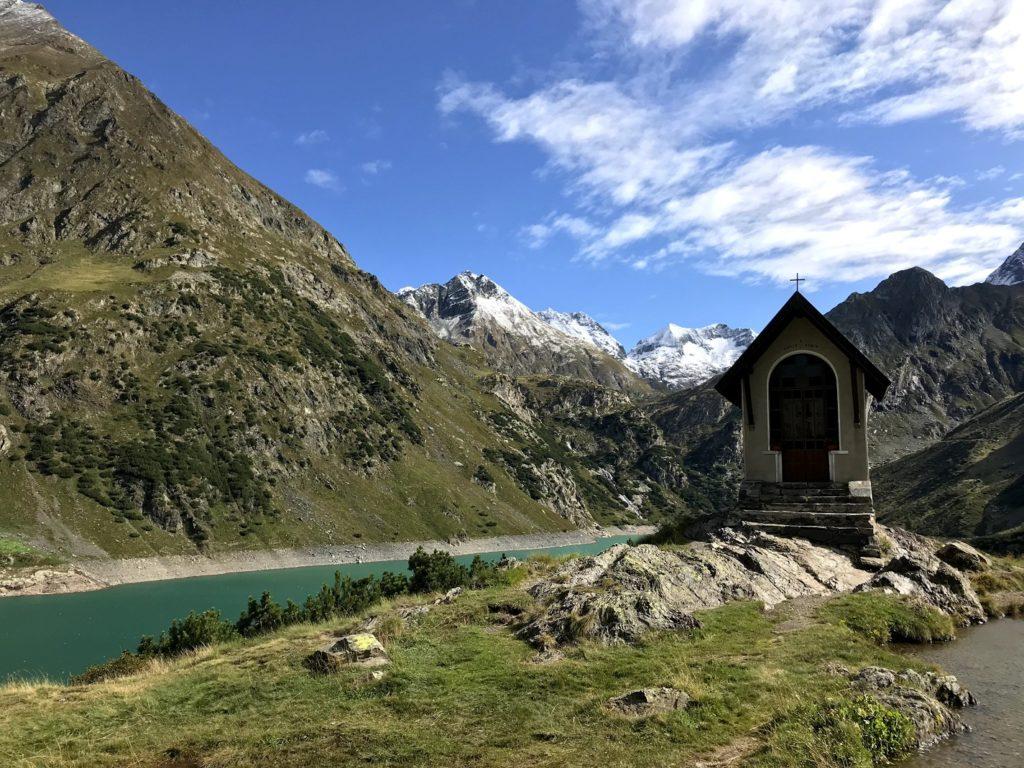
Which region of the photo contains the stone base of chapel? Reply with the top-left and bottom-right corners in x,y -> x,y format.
735,480 -> 883,569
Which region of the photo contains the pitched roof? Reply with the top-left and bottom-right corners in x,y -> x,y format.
715,291 -> 891,407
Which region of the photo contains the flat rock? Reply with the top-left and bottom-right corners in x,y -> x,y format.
607,687 -> 691,716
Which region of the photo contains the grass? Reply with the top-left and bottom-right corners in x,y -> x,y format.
0,574 -> 943,768
0,537 -> 60,568
818,593 -> 956,644
972,555 -> 1024,617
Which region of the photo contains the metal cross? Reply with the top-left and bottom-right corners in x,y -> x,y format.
790,273 -> 804,293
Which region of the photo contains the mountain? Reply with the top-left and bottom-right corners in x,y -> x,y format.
0,2 -> 698,560
398,273 -> 641,390
536,309 -> 626,359
874,392 -> 1024,553
827,267 -> 1024,463
625,323 -> 755,389
986,241 -> 1024,286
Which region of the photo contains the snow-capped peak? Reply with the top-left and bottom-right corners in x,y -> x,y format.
0,0 -> 88,52
399,272 -> 587,352
537,309 -> 625,358
985,241 -> 1024,286
625,323 -> 755,389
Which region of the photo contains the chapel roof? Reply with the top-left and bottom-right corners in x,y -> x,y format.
715,291 -> 891,407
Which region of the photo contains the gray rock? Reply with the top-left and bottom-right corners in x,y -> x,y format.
850,666 -> 976,750
521,529 -> 872,648
607,687 -> 691,716
935,541 -> 990,572
303,633 -> 388,674
856,551 -> 986,625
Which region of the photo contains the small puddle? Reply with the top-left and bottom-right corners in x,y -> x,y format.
901,619 -> 1024,768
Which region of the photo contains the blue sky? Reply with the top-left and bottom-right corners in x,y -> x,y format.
47,0 -> 1024,347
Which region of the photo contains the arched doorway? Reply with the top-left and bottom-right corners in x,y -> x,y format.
769,353 -> 839,482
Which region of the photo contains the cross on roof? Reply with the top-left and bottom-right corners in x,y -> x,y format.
790,273 -> 804,293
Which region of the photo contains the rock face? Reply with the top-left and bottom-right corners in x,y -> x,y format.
625,323 -> 755,390
986,241 -> 1024,286
607,687 -> 691,716
398,273 -> 640,390
850,667 -> 975,750
827,267 -> 1024,464
520,530 -> 872,648
855,549 -> 986,625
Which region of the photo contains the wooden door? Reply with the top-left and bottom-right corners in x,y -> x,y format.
769,354 -> 838,482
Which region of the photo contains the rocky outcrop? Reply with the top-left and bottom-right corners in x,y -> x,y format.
850,667 -> 975,750
855,549 -> 986,625
520,530 -> 871,648
521,527 -> 990,648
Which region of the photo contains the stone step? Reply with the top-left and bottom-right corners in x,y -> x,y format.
741,522 -> 876,546
757,500 -> 872,512
739,509 -> 875,529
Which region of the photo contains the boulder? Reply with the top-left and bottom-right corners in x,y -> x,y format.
935,541 -> 990,572
607,687 -> 690,716
856,551 -> 986,625
303,633 -> 388,674
850,666 -> 976,750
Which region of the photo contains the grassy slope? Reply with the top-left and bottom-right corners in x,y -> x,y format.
874,393 -> 1024,553
0,571 -> 961,768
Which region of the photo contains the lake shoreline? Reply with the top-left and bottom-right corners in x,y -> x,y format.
1,525 -> 654,599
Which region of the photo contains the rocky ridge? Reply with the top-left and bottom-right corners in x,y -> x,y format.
986,241 -> 1024,286
625,323 -> 755,389
520,526 -> 985,649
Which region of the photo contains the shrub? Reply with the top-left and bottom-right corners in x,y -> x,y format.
235,592 -> 286,637
408,546 -> 469,593
137,609 -> 237,656
812,696 -> 916,766
71,651 -> 152,685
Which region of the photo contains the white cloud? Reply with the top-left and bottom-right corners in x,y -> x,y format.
641,147 -> 1024,285
977,165 -> 1006,181
304,168 -> 341,190
441,77 -> 730,205
441,0 -> 1024,288
361,159 -> 392,175
601,320 -> 631,331
295,129 -> 329,146
583,0 -> 1024,137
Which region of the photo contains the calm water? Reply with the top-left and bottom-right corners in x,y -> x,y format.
903,620 -> 1024,768
0,535 -> 634,682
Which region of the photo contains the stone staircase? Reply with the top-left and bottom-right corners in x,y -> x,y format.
736,482 -> 883,567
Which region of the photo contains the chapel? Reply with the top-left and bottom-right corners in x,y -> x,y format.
715,287 -> 891,564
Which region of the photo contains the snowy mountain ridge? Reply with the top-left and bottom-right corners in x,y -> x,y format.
398,272 -> 754,390
986,241 -> 1024,286
625,323 -> 756,389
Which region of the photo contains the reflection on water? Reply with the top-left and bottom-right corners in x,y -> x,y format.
902,620 -> 1024,768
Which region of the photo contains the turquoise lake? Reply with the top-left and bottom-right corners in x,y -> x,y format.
0,535 -> 634,682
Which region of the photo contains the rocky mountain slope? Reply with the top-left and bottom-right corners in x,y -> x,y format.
874,393 -> 1024,553
398,273 -> 640,391
827,268 -> 1024,463
985,241 -> 1024,286
535,308 -> 625,359
625,323 -> 755,389
0,2 -> 703,560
